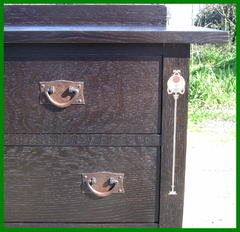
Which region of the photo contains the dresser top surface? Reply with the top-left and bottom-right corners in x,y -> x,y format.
4,4 -> 228,44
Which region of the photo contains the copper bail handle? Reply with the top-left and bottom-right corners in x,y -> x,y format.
44,86 -> 79,108
86,177 -> 119,198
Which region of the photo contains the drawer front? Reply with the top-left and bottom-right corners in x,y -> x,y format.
5,59 -> 160,133
5,146 -> 159,223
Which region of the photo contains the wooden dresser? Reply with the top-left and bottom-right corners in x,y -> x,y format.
4,4 -> 228,228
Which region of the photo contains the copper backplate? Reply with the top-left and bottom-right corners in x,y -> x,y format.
81,172 -> 125,194
39,80 -> 85,105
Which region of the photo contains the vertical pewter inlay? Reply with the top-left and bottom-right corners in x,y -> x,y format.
167,70 -> 186,195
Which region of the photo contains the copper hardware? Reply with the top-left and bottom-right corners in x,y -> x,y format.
39,80 -> 85,108
82,172 -> 125,197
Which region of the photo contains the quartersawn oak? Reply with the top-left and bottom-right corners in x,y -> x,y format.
4,5 -> 167,27
5,223 -> 158,228
5,58 -> 160,133
4,134 -> 161,147
159,56 -> 189,228
4,3 -> 228,229
4,222 -> 158,228
4,5 -> 228,44
4,26 -> 229,44
5,146 -> 159,223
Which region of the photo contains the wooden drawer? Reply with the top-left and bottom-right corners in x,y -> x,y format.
5,146 -> 159,223
5,44 -> 161,134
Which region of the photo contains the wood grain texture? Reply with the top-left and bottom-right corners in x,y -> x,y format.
4,26 -> 229,44
5,58 -> 160,133
158,54 -> 189,228
4,5 -> 228,44
5,222 -> 158,228
4,5 -> 167,27
5,146 -> 159,223
4,134 -> 160,147
5,43 -> 190,59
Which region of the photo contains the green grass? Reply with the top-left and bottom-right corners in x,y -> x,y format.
189,43 -> 236,124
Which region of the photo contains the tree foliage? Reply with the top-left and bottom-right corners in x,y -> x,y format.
194,4 -> 236,43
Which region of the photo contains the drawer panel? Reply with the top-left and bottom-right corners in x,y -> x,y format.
5,146 -> 159,223
5,58 -> 160,133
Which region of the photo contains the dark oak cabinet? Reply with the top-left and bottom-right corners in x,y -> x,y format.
4,5 -> 228,228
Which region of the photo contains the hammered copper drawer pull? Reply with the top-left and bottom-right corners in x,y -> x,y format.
82,172 -> 125,198
39,80 -> 85,108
